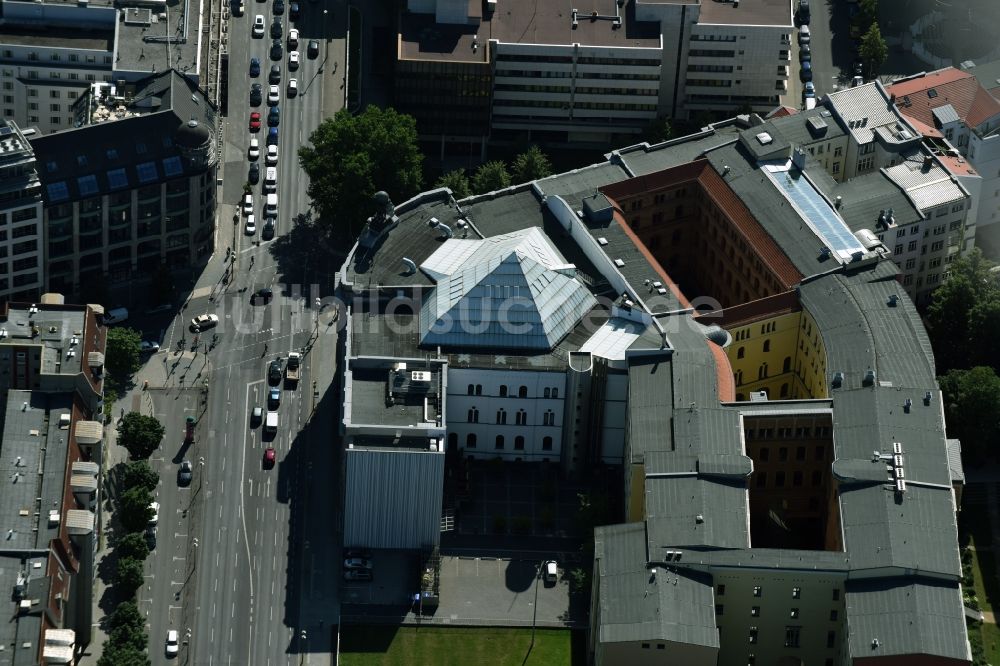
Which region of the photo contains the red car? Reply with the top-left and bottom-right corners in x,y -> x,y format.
249,111 -> 261,131
263,447 -> 276,468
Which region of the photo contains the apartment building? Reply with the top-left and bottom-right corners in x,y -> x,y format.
337,112 -> 968,665
0,119 -> 43,301
397,0 -> 791,152
887,67 -> 1000,259
28,70 -> 217,303
0,0 -> 204,137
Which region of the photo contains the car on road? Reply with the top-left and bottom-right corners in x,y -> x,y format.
345,548 -> 372,560
148,501 -> 160,525
248,137 -> 260,160
543,560 -> 558,584
799,60 -> 813,83
267,84 -> 280,105
267,126 -> 279,145
287,79 -> 297,97
249,162 -> 260,184
243,193 -> 254,215
289,1 -> 299,20
264,166 -> 277,191
266,144 -> 278,165
268,359 -> 283,384
271,38 -> 283,60
799,44 -> 810,62
245,214 -> 257,236
270,64 -> 281,83
287,28 -> 299,49
263,216 -> 275,240
270,17 -> 283,38
250,83 -> 262,106
344,557 -> 372,570
190,314 -> 219,333
166,629 -> 179,658
307,39 -> 319,59
796,0 -> 810,25
145,525 -> 157,549
177,461 -> 193,487
251,406 -> 263,425
234,0 -> 245,16
253,287 -> 273,303
141,340 -> 160,353
803,81 -> 816,97
344,569 -> 373,582
268,386 -> 281,409
273,0 -> 284,14
288,50 -> 299,70
263,447 -> 276,468
252,15 -> 265,37
798,25 -> 810,46
250,57 -> 260,77
249,111 -> 261,131
268,106 -> 280,126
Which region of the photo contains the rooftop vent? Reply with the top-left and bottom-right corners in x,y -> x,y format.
755,132 -> 773,145
887,294 -> 898,307
410,371 -> 431,383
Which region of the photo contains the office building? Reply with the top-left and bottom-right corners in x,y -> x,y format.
337,105 -> 969,663
0,118 -> 43,302
29,69 -> 218,302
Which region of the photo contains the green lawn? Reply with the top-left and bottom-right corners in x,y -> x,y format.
961,500 -> 1000,665
339,626 -> 583,666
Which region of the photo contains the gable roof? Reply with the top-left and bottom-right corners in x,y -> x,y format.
888,67 -> 1000,129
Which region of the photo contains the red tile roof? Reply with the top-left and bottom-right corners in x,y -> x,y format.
888,67 -> 1000,129
936,153 -> 978,177
765,105 -> 799,119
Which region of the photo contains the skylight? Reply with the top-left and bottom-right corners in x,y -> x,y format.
46,182 -> 69,202
76,174 -> 98,197
136,161 -> 159,184
107,168 -> 128,190
161,156 -> 183,178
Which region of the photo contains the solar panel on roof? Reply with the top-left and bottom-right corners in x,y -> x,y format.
76,175 -> 98,197
136,161 -> 159,184
46,182 -> 68,203
107,168 -> 128,190
767,167 -> 864,262
162,156 -> 183,178
928,89 -> 938,98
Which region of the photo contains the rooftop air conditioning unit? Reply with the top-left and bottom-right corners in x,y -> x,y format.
411,371 -> 431,382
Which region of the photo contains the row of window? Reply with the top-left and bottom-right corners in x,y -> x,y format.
717,605 -> 838,621
746,425 -> 831,440
1,51 -> 112,64
461,433 -> 553,450
756,444 -> 826,462
466,407 -> 557,426
732,320 -> 776,342
465,384 -> 559,398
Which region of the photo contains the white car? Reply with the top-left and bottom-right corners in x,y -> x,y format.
287,78 -> 297,97
288,50 -> 299,70
287,28 -> 299,49
248,137 -> 259,160
266,144 -> 278,165
148,501 -> 160,525
165,629 -> 179,657
190,313 -> 220,332
243,193 -> 254,215
267,84 -> 280,105
245,213 -> 257,236
252,15 -> 265,37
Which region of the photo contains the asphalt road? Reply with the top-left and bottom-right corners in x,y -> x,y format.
136,0 -> 347,664
788,0 -> 856,108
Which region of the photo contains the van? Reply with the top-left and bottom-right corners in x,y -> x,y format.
265,411 -> 278,434
265,167 -> 277,192
266,193 -> 278,214
543,560 -> 558,584
103,307 -> 129,325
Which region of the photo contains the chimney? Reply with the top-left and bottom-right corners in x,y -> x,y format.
923,155 -> 934,171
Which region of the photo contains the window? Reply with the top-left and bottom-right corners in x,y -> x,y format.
737,346 -> 745,359
466,433 -> 477,448
827,630 -> 837,648
753,586 -> 762,597
751,606 -> 760,616
552,388 -> 558,398
830,609 -> 839,621
785,626 -> 801,648
894,243 -> 903,255
763,340 -> 770,353
516,409 -> 527,425
518,385 -> 527,398
834,146 -> 843,157
792,587 -> 801,599
499,385 -> 508,397
832,162 -> 840,174
779,447 -> 788,462
790,608 -> 799,619
815,445 -> 825,460
759,447 -> 769,462
775,471 -> 786,487
496,409 -> 507,424
749,627 -> 758,644
908,240 -> 918,252
641,643 -> 650,649
543,387 -> 551,398
468,408 -> 479,423
796,446 -> 806,461
542,436 -> 553,450
832,589 -> 840,601
543,410 -> 555,426
931,240 -> 944,251
716,604 -> 724,615
904,258 -> 915,270
793,470 -> 803,486
468,384 -> 474,395
756,472 -> 767,487
476,384 -> 483,395
495,435 -> 504,450
857,156 -> 875,171
514,436 -> 524,450
717,584 -> 726,596
783,356 -> 791,373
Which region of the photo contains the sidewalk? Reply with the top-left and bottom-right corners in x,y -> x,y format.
79,351 -> 207,666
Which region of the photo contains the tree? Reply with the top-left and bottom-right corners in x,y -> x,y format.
967,297 -> 1000,369
435,169 -> 472,200
102,387 -> 118,425
116,556 -> 146,596
644,115 -> 674,144
97,643 -> 150,666
107,600 -> 145,634
859,0 -> 878,24
120,460 -> 159,493
116,532 -> 150,562
299,106 -> 423,240
511,146 -> 552,184
859,23 -> 888,79
117,413 -> 165,460
939,366 -> 1000,462
106,327 -> 142,380
119,486 -> 154,533
927,249 -> 998,372
471,161 -> 512,194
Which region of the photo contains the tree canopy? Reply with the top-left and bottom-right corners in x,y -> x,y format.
119,486 -> 154,533
298,106 -> 424,241
644,115 -> 674,144
859,23 -> 888,78
116,557 -> 145,596
106,328 -> 142,380
939,366 -> 1000,462
472,161 -> 512,194
116,532 -> 150,562
511,146 -> 553,184
435,169 -> 472,200
120,460 -> 159,494
97,644 -> 150,666
117,413 -> 165,460
108,600 -> 145,633
926,249 -> 999,372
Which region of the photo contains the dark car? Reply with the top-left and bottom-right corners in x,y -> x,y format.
252,287 -> 273,304
268,106 -> 280,126
249,57 -> 260,77
799,60 -> 813,83
273,0 -> 284,14
177,460 -> 193,487
797,0 -> 810,25
343,569 -> 373,582
262,216 -> 275,240
250,83 -> 262,106
145,525 -> 157,549
307,39 -> 319,59
289,1 -> 299,20
268,359 -> 283,385
799,44 -> 810,62
270,38 -> 283,60
270,17 -> 283,38
267,126 -> 279,145
263,447 -> 276,469
248,162 -> 260,184
268,387 -> 281,409
269,64 -> 281,83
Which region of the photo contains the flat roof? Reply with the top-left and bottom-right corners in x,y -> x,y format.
696,0 -> 792,27
1,305 -> 89,376
115,5 -> 200,78
0,25 -> 113,51
399,0 -> 661,63
350,367 -> 437,427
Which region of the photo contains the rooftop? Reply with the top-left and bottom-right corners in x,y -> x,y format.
827,81 -> 912,145
115,2 -> 201,79
0,303 -> 92,377
963,58 -> 1000,100
399,0 -> 661,64
350,367 -> 439,428
696,0 -> 792,27
0,25 -> 113,51
883,155 -> 968,212
888,67 -> 1000,131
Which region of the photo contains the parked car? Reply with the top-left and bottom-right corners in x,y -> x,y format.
148,501 -> 160,525
177,460 -> 193,487
270,17 -> 283,39
141,340 -> 160,353
289,1 -> 299,20
344,557 -> 372,570
252,15 -> 265,37
797,0 -> 810,25
273,0 -> 284,14
798,25 -> 810,45
288,28 -> 299,49
288,51 -> 300,70
268,359 -> 283,384
344,569 -> 373,582
234,0 -> 245,16
190,314 -> 219,332
271,38 -> 283,60
307,39 -> 319,58
251,406 -> 263,425
165,630 -> 179,658
253,287 -> 273,303
262,216 -> 276,240
145,525 -> 157,549
268,386 -> 281,409
287,79 -> 297,97
249,162 -> 260,184
803,81 -> 816,97
245,214 -> 257,236
248,137 -> 260,160
268,106 -> 280,126
799,44 -> 811,62
543,560 -> 558,584
266,144 -> 278,165
270,63 -> 281,83
267,127 -> 279,145
263,447 -> 276,468
249,57 -> 260,77
243,193 -> 254,215
799,60 -> 813,83
249,111 -> 261,131
250,83 -> 262,106
267,84 -> 280,105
